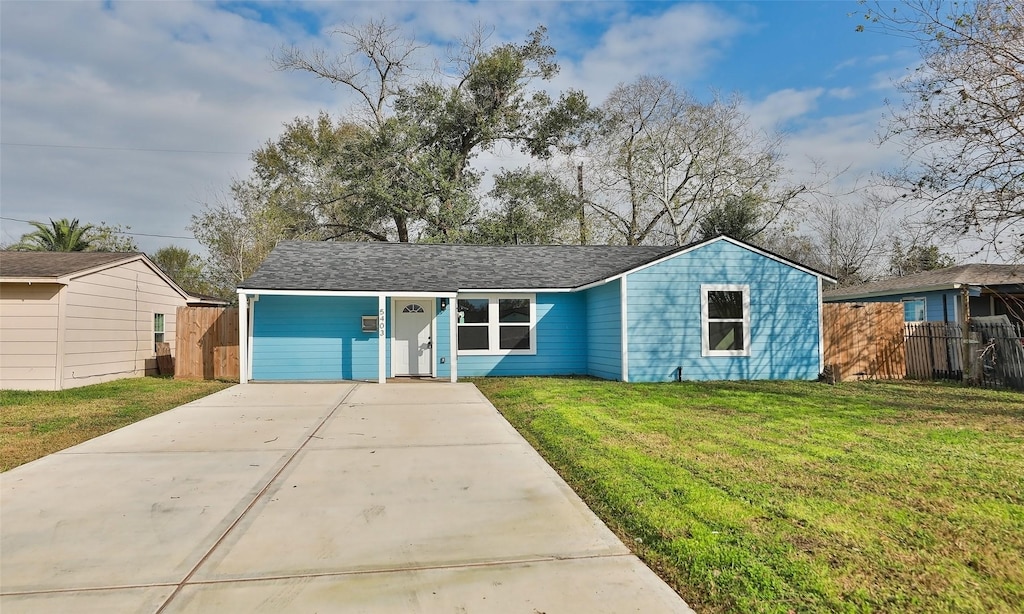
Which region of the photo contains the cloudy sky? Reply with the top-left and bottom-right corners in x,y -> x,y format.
1,0 -> 918,255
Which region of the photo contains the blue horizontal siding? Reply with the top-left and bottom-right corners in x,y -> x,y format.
457,292 -> 587,377
848,290 -> 958,322
252,295 -> 379,381
626,240 -> 822,382
435,298 -> 452,378
585,279 -> 622,380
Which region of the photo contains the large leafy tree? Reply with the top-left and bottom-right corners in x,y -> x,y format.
859,0 -> 1024,256
271,21 -> 593,243
470,168 -> 579,245
888,240 -> 956,276
189,184 -> 295,296
151,246 -> 212,295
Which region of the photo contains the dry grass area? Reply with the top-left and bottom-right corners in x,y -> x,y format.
475,377 -> 1024,614
1,377 -> 233,471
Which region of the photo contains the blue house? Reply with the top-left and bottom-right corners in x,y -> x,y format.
823,264 -> 1024,326
236,236 -> 835,384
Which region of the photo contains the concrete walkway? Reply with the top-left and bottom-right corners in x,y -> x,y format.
1,383 -> 693,613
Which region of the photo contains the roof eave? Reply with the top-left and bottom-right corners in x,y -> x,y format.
0,277 -> 67,285
824,283 -> 964,301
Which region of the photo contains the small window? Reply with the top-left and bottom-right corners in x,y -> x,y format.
402,303 -> 425,313
902,298 -> 926,322
457,295 -> 536,355
701,285 -> 750,357
154,313 -> 165,345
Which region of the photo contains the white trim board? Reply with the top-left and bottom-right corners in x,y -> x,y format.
620,276 -> 629,382
238,289 -> 457,299
576,236 -> 837,292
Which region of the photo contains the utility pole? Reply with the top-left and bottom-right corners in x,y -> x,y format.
577,163 -> 587,245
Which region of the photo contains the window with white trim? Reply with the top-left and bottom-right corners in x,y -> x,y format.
154,313 -> 165,346
701,284 -> 750,356
457,294 -> 536,355
901,298 -> 926,322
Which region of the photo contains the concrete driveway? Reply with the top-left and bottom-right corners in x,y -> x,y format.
1,383 -> 693,613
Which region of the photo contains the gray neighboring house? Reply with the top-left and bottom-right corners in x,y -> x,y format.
0,251 -> 215,391
824,264 -> 1024,326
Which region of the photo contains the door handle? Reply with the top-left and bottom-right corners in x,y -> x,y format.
427,336 -> 432,349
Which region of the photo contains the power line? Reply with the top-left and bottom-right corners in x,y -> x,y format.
0,141 -> 248,155
0,216 -> 199,241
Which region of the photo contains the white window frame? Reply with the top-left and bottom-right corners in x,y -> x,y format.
456,293 -> 537,356
153,313 -> 166,345
701,284 -> 750,357
901,297 -> 927,322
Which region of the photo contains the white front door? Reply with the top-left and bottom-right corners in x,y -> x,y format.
393,299 -> 433,376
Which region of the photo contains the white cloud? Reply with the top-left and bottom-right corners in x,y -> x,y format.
561,3 -> 745,99
780,107 -> 901,188
745,88 -> 824,131
828,87 -> 856,100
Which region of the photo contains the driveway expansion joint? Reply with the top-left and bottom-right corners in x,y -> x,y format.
173,552 -> 640,587
152,384 -> 359,614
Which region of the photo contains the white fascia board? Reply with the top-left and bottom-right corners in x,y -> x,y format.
578,237 -> 839,291
637,236 -> 838,282
574,277 -> 619,292
823,283 -> 963,302
237,288 -> 457,298
457,288 -> 573,294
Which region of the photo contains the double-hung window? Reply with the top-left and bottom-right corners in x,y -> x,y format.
457,294 -> 536,355
701,284 -> 750,356
154,313 -> 166,348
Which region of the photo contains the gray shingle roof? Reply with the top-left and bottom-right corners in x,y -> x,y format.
825,263 -> 1024,299
0,251 -> 140,279
239,242 -> 676,292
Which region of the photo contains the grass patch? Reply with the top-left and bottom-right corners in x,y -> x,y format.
1,376 -> 233,471
474,377 -> 1024,613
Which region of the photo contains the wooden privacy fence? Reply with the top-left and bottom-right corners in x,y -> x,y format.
822,302 -> 906,382
175,306 -> 239,380
904,322 -> 964,380
904,319 -> 1024,390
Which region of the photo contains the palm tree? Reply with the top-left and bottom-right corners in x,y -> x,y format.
12,218 -> 96,251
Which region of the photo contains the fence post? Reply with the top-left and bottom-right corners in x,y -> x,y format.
961,285 -> 973,383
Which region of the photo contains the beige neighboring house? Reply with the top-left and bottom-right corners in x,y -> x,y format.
0,251 -> 208,391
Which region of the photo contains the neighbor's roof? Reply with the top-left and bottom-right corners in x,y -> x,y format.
825,264 -> 1024,300
239,237 -> 834,293
0,251 -> 139,279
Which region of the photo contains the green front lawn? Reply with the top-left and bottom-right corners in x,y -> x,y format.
1,377 -> 233,471
475,378 -> 1024,613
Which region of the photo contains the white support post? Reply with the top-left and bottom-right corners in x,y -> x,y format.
449,299 -> 458,383
817,277 -> 825,375
378,295 -> 387,384
238,292 -> 248,384
620,276 -> 629,382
